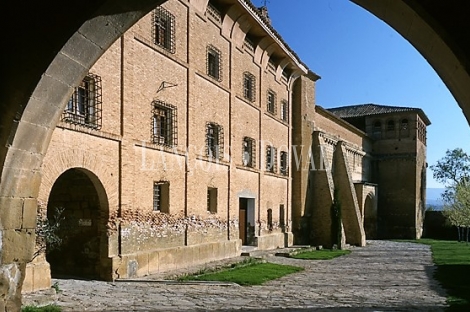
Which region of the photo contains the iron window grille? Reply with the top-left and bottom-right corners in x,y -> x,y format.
280,151 -> 288,176
267,208 -> 273,231
152,6 -> 175,53
242,137 -> 256,168
63,73 -> 102,130
280,100 -> 289,122
243,72 -> 256,102
153,181 -> 170,212
151,100 -> 177,147
207,45 -> 222,81
267,89 -> 277,115
206,122 -> 224,160
266,145 -> 277,173
207,187 -> 218,213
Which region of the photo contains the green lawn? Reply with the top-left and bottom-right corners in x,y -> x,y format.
291,249 -> 351,260
407,239 -> 470,311
22,305 -> 62,312
180,261 -> 303,286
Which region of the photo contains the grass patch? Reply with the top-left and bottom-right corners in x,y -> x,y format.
22,305 -> 62,312
401,239 -> 470,311
179,258 -> 303,285
291,249 -> 351,260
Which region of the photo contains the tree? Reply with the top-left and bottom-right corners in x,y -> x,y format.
442,182 -> 470,242
431,148 -> 470,241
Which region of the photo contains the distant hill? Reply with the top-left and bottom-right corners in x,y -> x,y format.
426,188 -> 445,210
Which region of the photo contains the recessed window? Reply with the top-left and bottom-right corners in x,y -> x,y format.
266,145 -> 277,173
372,121 -> 381,139
207,187 -> 218,213
243,72 -> 256,102
267,89 -> 276,115
281,68 -> 290,82
207,45 -> 222,81
400,119 -> 409,138
152,100 -> 177,147
280,151 -> 288,176
63,73 -> 102,130
152,7 -> 175,53
206,122 -> 224,160
153,181 -> 170,212
279,204 -> 285,229
386,120 -> 395,138
243,137 -> 256,168
267,208 -> 273,231
280,100 -> 288,122
268,58 -> 276,71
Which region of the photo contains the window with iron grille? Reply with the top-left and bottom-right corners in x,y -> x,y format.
280,99 -> 289,122
281,67 -> 290,82
151,100 -> 177,147
152,7 -> 175,53
267,89 -> 276,115
242,137 -> 256,168
207,187 -> 218,213
63,73 -> 102,130
267,208 -> 273,231
153,181 -> 170,212
266,145 -> 277,173
206,122 -> 224,160
243,72 -> 256,102
207,45 -> 222,81
280,151 -> 288,176
244,35 -> 255,52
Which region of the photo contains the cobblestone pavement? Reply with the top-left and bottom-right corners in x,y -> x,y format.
23,240 -> 448,311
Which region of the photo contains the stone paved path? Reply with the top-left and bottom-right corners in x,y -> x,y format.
23,240 -> 448,311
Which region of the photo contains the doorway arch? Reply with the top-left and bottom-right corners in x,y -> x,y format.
46,168 -> 109,279
363,194 -> 377,239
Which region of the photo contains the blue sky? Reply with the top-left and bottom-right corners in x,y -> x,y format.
251,0 -> 470,188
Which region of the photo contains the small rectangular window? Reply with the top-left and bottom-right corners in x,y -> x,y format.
279,204 -> 285,228
153,181 -> 170,212
207,45 -> 222,81
63,73 -> 102,130
243,72 -> 256,102
280,151 -> 288,176
207,187 -> 218,213
267,208 -> 273,231
267,90 -> 276,115
152,100 -> 177,147
266,145 -> 277,173
206,122 -> 224,160
153,7 -> 175,53
280,100 -> 288,122
243,137 -> 256,168
206,1 -> 222,24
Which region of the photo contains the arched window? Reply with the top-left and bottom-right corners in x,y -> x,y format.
372,121 -> 381,139
400,119 -> 409,138
386,120 -> 395,138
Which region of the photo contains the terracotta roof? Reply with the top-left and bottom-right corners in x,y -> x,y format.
327,103 -> 431,125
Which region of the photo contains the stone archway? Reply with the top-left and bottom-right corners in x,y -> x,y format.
1,0 -> 470,308
45,168 -> 109,280
363,194 -> 377,239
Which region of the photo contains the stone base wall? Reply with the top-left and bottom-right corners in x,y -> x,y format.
256,232 -> 286,250
113,239 -> 241,279
22,259 -> 51,294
